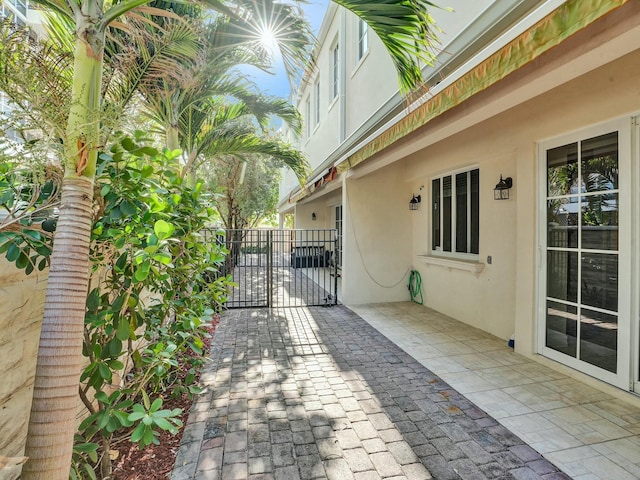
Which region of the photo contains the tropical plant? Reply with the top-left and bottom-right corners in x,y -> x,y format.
74,135 -> 227,478
1,135 -> 229,478
208,153 -> 283,230
12,1 -> 439,478
104,7 -> 309,180
205,152 -> 283,271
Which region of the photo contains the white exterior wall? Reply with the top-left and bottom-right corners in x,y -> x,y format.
344,36 -> 640,354
281,0 -> 640,393
344,15 -> 397,137
342,166 -> 413,304
280,1 -> 508,210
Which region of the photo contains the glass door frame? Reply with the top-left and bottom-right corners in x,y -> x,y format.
536,117 -> 632,391
633,117 -> 640,394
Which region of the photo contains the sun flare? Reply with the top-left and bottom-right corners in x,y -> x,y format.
258,26 -> 279,56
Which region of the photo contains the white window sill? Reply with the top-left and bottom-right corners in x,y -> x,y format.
351,50 -> 369,78
328,96 -> 339,112
417,255 -> 485,276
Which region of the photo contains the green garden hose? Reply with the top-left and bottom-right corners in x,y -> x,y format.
408,270 -> 424,305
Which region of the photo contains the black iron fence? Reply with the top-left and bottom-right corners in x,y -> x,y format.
208,229 -> 338,308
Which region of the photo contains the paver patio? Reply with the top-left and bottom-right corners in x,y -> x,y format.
171,305 -> 568,480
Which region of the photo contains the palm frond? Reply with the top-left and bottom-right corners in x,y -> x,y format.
0,19 -> 73,143
198,128 -> 309,180
332,0 -> 442,92
27,0 -> 75,20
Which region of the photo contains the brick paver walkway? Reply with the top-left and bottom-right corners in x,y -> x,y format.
171,306 -> 569,480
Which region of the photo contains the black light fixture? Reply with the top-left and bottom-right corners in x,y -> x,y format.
494,175 -> 513,200
311,212 -> 317,221
409,194 -> 421,210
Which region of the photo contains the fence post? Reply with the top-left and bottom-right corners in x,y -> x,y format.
267,230 -> 273,307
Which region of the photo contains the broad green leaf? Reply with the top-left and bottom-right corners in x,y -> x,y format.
83,463 -> 98,480
153,417 -> 174,432
120,200 -> 137,216
16,252 -> 29,269
22,229 -> 41,241
116,317 -> 130,341
97,363 -> 112,382
152,252 -> 172,265
133,260 -> 151,282
87,288 -> 101,311
74,442 -> 99,454
78,412 -> 100,431
150,397 -> 163,412
154,220 -> 175,240
143,426 -> 154,445
142,390 -> 151,410
121,137 -> 136,151
6,242 -> 19,262
104,338 -> 122,358
94,391 -> 108,404
130,422 -> 146,442
96,411 -> 110,430
112,294 -> 126,313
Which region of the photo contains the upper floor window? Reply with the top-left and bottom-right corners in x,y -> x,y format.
331,43 -> 339,100
2,0 -> 28,18
432,168 -> 480,257
357,19 -> 368,61
314,80 -> 320,126
0,93 -> 20,142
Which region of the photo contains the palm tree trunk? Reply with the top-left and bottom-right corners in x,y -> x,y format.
22,178 -> 94,479
22,17 -> 104,480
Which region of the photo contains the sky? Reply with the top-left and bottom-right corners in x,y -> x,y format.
238,0 -> 330,100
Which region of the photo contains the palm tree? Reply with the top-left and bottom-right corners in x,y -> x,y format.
19,1 -> 440,478
105,7 -> 308,179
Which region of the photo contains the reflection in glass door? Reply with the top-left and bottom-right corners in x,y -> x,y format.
545,132 -> 620,376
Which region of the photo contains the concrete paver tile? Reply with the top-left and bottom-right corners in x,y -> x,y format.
343,447 -> 375,472
317,437 -> 342,460
387,440 -> 420,465
297,454 -> 326,478
225,430 -> 248,452
221,462 -> 247,480
402,462 -> 432,480
351,420 -> 378,440
171,306 -> 570,480
324,458 -> 354,480
370,451 -> 403,477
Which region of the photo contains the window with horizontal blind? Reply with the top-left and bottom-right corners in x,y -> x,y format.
431,168 -> 479,257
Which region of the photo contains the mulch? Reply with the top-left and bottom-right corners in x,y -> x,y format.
110,315 -> 219,480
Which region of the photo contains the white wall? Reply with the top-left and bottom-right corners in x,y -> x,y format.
295,190 -> 342,230
342,166 -> 413,304
281,0 -> 503,206
350,45 -> 640,352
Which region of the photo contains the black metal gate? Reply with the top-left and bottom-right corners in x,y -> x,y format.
216,229 -> 338,308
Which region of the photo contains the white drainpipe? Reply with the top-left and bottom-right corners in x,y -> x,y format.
339,7 -> 347,144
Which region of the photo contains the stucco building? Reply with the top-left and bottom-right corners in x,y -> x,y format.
279,0 -> 640,396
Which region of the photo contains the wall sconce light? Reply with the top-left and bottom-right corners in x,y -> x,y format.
409,194 -> 421,211
494,175 -> 513,200
311,212 -> 317,221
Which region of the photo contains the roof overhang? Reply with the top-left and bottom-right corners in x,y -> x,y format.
337,0 -> 630,174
